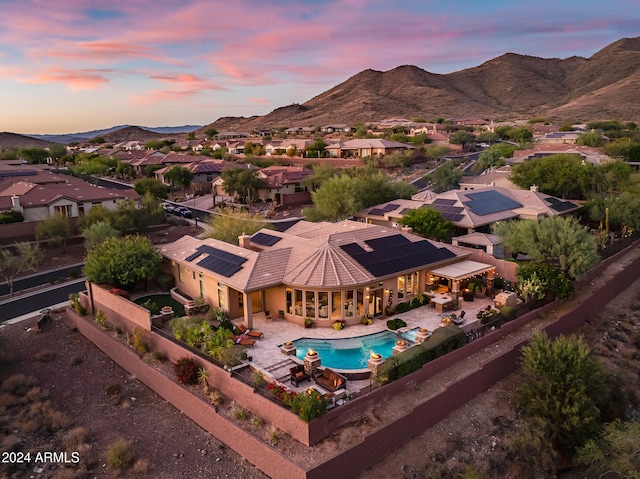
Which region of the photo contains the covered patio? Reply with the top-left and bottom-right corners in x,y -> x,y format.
428,260 -> 496,309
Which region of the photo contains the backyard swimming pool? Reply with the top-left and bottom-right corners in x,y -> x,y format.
293,328 -> 419,370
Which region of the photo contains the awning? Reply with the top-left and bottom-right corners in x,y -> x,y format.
429,260 -> 495,281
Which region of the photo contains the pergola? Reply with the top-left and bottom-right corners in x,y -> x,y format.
429,260 -> 496,307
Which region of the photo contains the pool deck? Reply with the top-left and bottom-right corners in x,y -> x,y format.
233,295 -> 496,395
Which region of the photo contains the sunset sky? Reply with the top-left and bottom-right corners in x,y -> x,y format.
1,0 -> 638,134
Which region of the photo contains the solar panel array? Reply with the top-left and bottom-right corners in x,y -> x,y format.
340,234 -> 456,277
427,202 -> 465,222
251,232 -> 282,246
432,198 -> 456,206
464,190 -> 523,216
545,197 -> 579,212
184,245 -> 248,278
369,203 -> 401,217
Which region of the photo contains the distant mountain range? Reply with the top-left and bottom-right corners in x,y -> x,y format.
205,37 -> 640,132
24,124 -> 202,145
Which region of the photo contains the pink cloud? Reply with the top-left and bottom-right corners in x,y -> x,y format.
23,67 -> 111,90
248,97 -> 271,105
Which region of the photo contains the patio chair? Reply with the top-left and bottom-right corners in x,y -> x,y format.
289,364 -> 310,387
230,334 -> 255,348
238,324 -> 264,339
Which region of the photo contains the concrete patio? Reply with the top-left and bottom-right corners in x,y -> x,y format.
232,294 -> 497,395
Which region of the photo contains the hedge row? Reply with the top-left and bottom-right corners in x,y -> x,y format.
375,324 -> 466,383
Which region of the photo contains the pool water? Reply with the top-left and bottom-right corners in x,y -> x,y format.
293,328 -> 419,370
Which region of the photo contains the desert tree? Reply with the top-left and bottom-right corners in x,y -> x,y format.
430,161 -> 463,192
0,242 -> 42,296
203,208 -> 273,246
398,207 -> 452,241
164,166 -> 193,197
220,167 -> 265,211
82,221 -> 121,251
36,212 -> 72,253
134,177 -> 169,199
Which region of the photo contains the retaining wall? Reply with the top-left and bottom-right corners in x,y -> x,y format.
70,242 -> 640,478
66,309 -> 309,479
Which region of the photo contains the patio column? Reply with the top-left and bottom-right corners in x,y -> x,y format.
452,280 -> 460,309
242,292 -> 253,329
486,269 -> 495,295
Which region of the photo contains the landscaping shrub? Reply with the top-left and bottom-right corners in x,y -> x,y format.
132,328 -> 150,354
291,388 -> 328,422
94,309 -> 107,330
386,317 -> 407,330
396,302 -> 412,313
174,357 -> 198,385
251,370 -> 266,388
106,438 -> 133,470
0,210 -> 24,224
155,272 -> 175,291
377,325 -> 465,382
499,305 -> 516,322
139,299 -> 160,315
69,293 -> 85,316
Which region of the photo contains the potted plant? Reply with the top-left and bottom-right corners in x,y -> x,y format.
332,319 -> 345,330
304,317 -> 313,328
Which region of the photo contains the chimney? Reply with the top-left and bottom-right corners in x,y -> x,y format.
11,195 -> 22,212
530,185 -> 538,192
238,233 -> 251,249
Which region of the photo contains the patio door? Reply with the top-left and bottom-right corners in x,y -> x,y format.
369,289 -> 384,317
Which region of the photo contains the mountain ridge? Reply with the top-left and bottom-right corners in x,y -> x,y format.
205,37 -> 640,132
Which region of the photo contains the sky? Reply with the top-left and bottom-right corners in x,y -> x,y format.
1,0 -> 639,135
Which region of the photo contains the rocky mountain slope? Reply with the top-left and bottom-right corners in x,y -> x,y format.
207,37 -> 640,131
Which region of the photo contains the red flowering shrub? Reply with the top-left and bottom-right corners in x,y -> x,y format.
109,288 -> 131,300
174,357 -> 198,385
267,381 -> 297,407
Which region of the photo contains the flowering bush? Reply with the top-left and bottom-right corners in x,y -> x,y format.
332,320 -> 345,330
290,388 -> 328,422
267,381 -> 297,406
109,288 -> 130,300
174,357 -> 198,385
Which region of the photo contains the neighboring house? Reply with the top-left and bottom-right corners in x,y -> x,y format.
284,127 -> 315,135
535,132 -> 581,145
354,186 -> 581,235
459,167 -> 517,190
256,166 -> 313,205
509,144 -> 611,165
160,220 -> 496,328
325,139 -> 415,158
0,172 -> 139,222
320,124 -> 353,133
154,159 -> 235,192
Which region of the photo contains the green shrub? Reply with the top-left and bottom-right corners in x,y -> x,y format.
174,357 -> 198,385
106,438 -> 133,470
251,370 -> 266,388
386,317 -> 407,330
140,299 -> 160,315
396,302 -> 412,313
132,328 -> 150,354
290,388 -> 328,422
94,309 -> 107,330
155,272 -> 175,291
377,325 -> 465,382
499,305 -> 516,322
0,210 -> 24,224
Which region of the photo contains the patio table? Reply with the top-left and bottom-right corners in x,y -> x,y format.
430,294 -> 453,313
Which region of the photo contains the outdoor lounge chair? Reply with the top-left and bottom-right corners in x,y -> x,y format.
230,334 -> 255,347
289,364 -> 310,387
314,368 -> 347,392
238,324 -> 264,339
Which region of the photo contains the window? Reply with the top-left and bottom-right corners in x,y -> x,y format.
305,291 -> 316,318
318,292 -> 329,318
54,204 -> 72,218
286,287 -> 292,315
217,282 -> 226,309
345,290 -> 354,317
397,276 -> 406,299
357,289 -> 364,316
199,273 -> 205,298
178,264 -> 185,283
294,289 -> 303,316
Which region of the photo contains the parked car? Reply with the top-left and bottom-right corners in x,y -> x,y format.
174,206 -> 193,218
161,202 -> 176,214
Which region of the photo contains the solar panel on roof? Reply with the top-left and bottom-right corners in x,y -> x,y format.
368,208 -> 388,217
382,203 -> 400,212
197,255 -> 243,278
365,234 -> 411,249
400,208 -> 412,215
464,190 -> 522,216
340,236 -> 456,277
550,201 -> 579,212
251,232 -> 281,246
432,198 -> 456,206
545,197 -> 560,204
441,212 -> 464,222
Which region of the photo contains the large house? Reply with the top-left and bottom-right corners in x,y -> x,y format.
160,221 -> 496,328
325,139 -> 415,158
0,170 -> 139,221
355,186 -> 581,236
